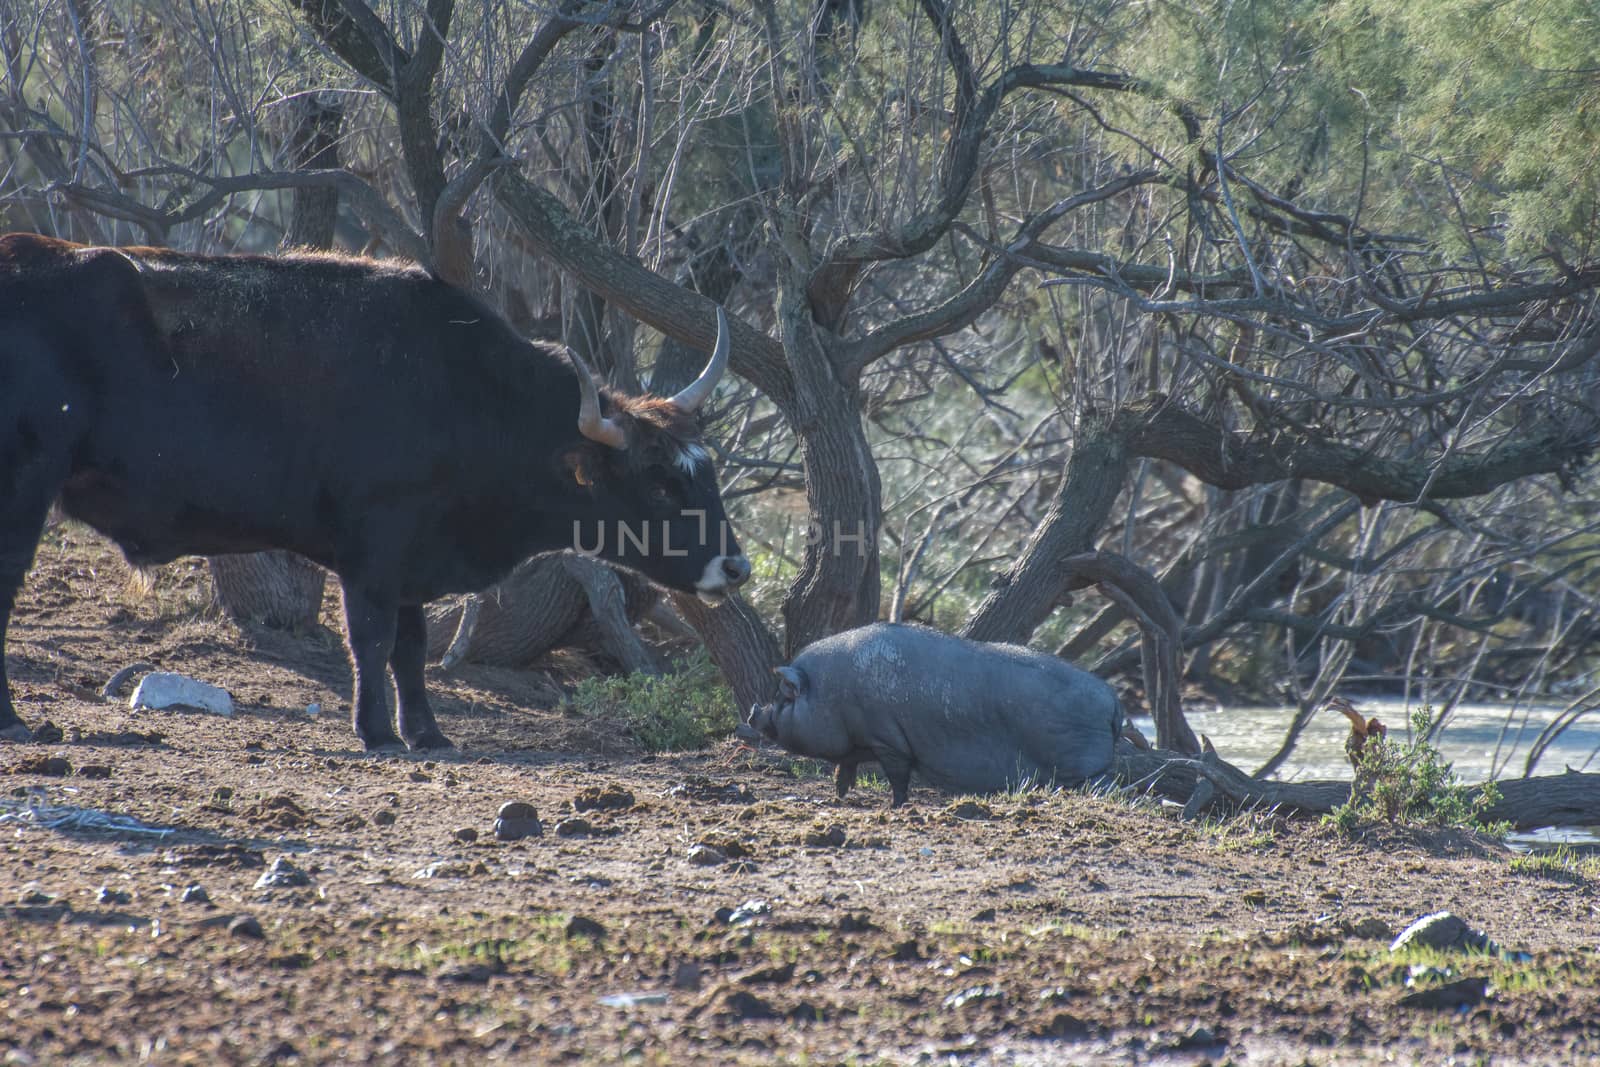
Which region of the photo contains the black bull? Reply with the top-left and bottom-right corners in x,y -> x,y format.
0,234 -> 750,750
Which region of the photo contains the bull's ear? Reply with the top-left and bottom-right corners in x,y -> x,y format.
562,448 -> 595,488
773,666 -> 804,701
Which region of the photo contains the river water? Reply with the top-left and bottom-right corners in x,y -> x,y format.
1134,701 -> 1600,850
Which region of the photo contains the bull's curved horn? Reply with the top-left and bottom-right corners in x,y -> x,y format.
668,306 -> 729,413
569,348 -> 628,450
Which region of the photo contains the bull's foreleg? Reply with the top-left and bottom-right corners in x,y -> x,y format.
391,605 -> 451,750
0,483 -> 61,743
340,583 -> 404,751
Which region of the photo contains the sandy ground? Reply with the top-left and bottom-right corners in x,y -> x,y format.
2,527 -> 1599,1065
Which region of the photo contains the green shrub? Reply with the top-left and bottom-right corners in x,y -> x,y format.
1327,707 -> 1508,836
568,649 -> 736,752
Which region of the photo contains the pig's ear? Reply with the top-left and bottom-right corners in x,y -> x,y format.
773,666 -> 804,701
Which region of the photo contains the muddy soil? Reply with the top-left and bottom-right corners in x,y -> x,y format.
3,529 -> 1599,1065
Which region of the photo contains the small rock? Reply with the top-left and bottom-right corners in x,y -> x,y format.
181,884 -> 212,905
803,823 -> 847,849
1399,975 -> 1492,1010
407,771 -> 431,783
1348,916 -> 1395,941
493,802 -> 542,841
76,764 -> 113,780
686,844 -> 727,867
837,912 -> 878,934
598,991 -> 670,1008
372,810 -> 397,827
736,962 -> 794,986
672,961 -> 703,991
305,703 -> 321,719
1390,912 -> 1498,955
1242,888 -> 1268,906
574,783 -> 634,812
722,989 -> 778,1020
413,860 -> 476,879
96,885 -> 132,906
129,673 -> 234,717
452,827 -> 479,844
228,914 -> 266,940
436,962 -> 501,984
943,985 -> 1005,1010
554,816 -> 595,838
30,721 -> 64,744
16,755 -> 71,777
890,939 -> 923,962
16,885 -> 55,906
972,907 -> 997,923
253,857 -> 312,890
721,899 -> 771,925
946,800 -> 994,821
566,915 -> 607,940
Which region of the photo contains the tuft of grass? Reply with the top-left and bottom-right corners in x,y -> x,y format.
1326,708 -> 1510,837
1507,845 -> 1599,883
568,649 -> 735,752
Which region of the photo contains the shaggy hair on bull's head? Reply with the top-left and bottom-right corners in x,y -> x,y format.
604,392 -> 712,474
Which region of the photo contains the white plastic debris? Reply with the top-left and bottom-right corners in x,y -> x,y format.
0,797 -> 175,837
129,672 -> 234,717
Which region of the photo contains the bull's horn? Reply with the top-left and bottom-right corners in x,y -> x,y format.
667,306 -> 729,413
569,348 -> 628,450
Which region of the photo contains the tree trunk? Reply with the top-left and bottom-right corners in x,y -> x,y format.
1113,741 -> 1600,831
208,552 -> 326,630
774,257 -> 883,656
963,423 -> 1128,643
424,554 -> 656,668
208,96 -> 342,629
670,590 -> 785,714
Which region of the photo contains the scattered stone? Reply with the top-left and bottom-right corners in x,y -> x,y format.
736,962 -> 795,986
668,778 -> 757,804
698,833 -> 753,859
407,771 -> 432,783
372,810 -> 397,827
566,915 -> 608,941
1242,888 -> 1268,906
945,800 -> 994,821
413,860 -> 485,879
253,857 -> 312,890
14,755 -> 71,777
1034,1011 -> 1090,1040
890,939 -> 923,962
837,913 -> 878,934
671,961 -> 703,991
493,801 -> 542,841
101,662 -> 155,701
129,672 -> 234,717
716,899 -> 771,926
228,914 -> 266,940
305,703 -> 321,719
1399,975 -> 1492,1010
554,816 -> 596,838
721,989 -> 778,1020
574,783 -> 635,812
1390,912 -> 1499,955
253,1039 -> 299,1065
452,827 -> 479,844
163,844 -> 266,870
1347,917 -> 1395,941
243,795 -> 314,831
686,844 -> 727,867
95,885 -> 132,905
436,962 -> 502,984
972,907 -> 997,923
76,764 -> 112,780
16,885 -> 55,906
181,884 -> 211,905
943,985 -> 1004,1009
803,823 -> 847,849
30,721 -> 65,744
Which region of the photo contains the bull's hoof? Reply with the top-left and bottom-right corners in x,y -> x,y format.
359,733 -> 406,753
404,729 -> 454,751
0,721 -> 33,743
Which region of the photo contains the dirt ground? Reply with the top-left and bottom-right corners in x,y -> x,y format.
3,529 -> 1599,1065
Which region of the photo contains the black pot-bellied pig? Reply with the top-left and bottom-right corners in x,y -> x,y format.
744,623 -> 1123,807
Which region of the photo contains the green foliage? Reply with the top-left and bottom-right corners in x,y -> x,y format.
1327,708 -> 1508,836
569,650 -> 736,753
1507,845 -> 1599,883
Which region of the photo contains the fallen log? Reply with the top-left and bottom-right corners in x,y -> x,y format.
1111,740 -> 1600,831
